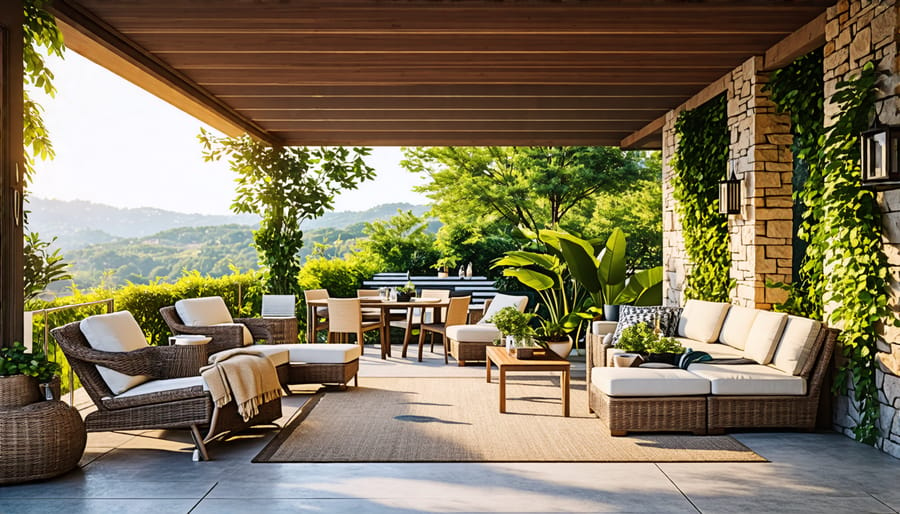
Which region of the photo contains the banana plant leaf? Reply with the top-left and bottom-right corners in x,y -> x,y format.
502,268 -> 555,291
558,237 -> 601,293
614,266 -> 663,305
493,251 -> 559,271
597,228 -> 627,303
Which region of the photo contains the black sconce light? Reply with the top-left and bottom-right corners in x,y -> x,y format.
718,161 -> 741,215
860,121 -> 900,190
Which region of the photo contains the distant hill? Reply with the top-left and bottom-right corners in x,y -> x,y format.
27,197 -> 428,251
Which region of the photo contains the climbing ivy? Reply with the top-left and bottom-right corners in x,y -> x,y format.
768,57 -> 896,444
672,94 -> 733,301
766,50 -> 825,319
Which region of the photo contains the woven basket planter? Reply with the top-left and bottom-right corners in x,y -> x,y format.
0,400 -> 86,484
0,375 -> 41,408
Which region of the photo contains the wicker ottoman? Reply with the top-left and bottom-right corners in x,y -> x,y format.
589,367 -> 710,436
446,324 -> 500,366
0,400 -> 86,484
250,344 -> 360,388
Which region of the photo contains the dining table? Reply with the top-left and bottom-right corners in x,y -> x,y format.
305,296 -> 450,359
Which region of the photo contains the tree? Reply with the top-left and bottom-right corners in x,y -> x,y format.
402,146 -> 651,236
199,130 -> 375,294
355,210 -> 440,275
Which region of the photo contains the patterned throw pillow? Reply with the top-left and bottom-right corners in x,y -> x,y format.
611,305 -> 683,345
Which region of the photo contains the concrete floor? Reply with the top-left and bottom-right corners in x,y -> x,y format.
2,343 -> 899,513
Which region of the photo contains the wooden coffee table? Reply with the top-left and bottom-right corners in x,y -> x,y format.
485,345 -> 571,417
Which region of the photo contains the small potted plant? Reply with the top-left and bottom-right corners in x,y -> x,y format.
614,322 -> 685,366
536,318 -> 574,359
395,281 -> 417,302
0,342 -> 62,408
488,306 -> 535,350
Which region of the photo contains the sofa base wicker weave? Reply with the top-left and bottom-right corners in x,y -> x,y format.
449,338 -> 495,366
591,390 -> 708,436
0,400 -> 86,484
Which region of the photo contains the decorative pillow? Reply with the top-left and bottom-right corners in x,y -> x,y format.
771,316 -> 822,375
611,305 -> 682,345
80,311 -> 151,395
175,296 -> 233,326
718,305 -> 759,350
480,294 -> 528,325
677,300 -> 731,343
742,310 -> 788,364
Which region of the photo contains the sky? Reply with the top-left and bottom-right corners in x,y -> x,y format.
29,51 -> 430,216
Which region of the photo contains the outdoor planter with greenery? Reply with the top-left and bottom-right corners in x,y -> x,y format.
488,306 -> 536,348
0,342 -> 61,407
615,323 -> 685,365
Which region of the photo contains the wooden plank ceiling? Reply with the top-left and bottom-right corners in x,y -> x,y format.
50,0 -> 831,148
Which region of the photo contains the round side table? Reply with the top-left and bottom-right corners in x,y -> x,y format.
168,335 -> 211,378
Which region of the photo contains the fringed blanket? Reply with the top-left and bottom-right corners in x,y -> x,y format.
201,348 -> 282,422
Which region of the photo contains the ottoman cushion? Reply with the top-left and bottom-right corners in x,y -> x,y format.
591,367 -> 710,397
236,346 -> 290,367
280,343 -> 360,364
447,324 -> 501,343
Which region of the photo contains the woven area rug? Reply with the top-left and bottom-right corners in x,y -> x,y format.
254,377 -> 765,463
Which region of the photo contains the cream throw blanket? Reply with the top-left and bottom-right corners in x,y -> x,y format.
201,348 -> 282,422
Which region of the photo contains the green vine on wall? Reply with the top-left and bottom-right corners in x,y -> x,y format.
769,57 -> 896,444
672,94 -> 733,302
766,50 -> 825,320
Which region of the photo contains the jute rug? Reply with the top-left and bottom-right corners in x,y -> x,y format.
254,377 -> 765,463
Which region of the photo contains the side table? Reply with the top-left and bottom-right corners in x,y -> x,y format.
168,335 -> 211,378
485,346 -> 571,417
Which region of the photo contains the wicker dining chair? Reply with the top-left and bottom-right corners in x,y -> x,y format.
303,289 -> 330,340
395,289 -> 451,358
327,298 -> 382,354
356,289 -> 385,321
51,314 -> 281,461
418,296 -> 471,363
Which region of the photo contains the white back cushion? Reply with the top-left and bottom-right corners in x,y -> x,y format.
742,311 -> 788,364
262,295 -> 296,318
771,316 -> 822,375
479,294 -> 528,325
718,306 -> 759,350
175,296 -> 234,326
80,311 -> 151,395
677,300 -> 731,343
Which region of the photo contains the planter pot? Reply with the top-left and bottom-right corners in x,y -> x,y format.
603,304 -> 621,322
544,336 -> 573,360
644,352 -> 682,366
396,292 -> 413,302
437,272 -> 449,278
0,375 -> 41,408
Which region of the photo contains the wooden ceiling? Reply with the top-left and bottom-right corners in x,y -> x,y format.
49,0 -> 832,148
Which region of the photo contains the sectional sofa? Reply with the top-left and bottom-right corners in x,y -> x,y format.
587,300 -> 837,436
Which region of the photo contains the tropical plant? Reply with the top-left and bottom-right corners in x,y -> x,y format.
488,306 -> 535,340
0,342 -> 60,383
198,129 -> 375,296
614,323 -> 682,355
645,335 -> 685,355
23,232 -> 71,301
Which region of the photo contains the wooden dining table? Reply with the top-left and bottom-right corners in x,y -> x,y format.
306,296 -> 450,359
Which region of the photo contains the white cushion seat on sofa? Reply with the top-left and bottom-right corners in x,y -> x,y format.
446,324 -> 500,343
80,311 -> 152,395
677,300 -> 731,343
227,346 -> 290,367
671,338 -> 745,359
113,376 -> 208,399
687,363 -> 806,395
591,367 -> 711,397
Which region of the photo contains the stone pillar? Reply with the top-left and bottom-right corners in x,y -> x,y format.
823,0 -> 900,458
662,111 -> 688,306
726,57 -> 795,309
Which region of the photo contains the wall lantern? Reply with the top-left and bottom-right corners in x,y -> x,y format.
718,161 -> 741,215
860,122 -> 900,190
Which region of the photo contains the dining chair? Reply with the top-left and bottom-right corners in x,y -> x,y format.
395,289 -> 451,358
303,289 -> 330,342
327,298 -> 382,355
356,289 -> 384,321
417,296 -> 471,363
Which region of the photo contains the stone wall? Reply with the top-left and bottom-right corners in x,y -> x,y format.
823,0 -> 900,459
661,112 -> 687,306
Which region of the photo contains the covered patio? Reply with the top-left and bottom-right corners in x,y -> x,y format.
1,0 -> 899,511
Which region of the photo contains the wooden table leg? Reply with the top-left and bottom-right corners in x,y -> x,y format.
306,304 -> 315,343
485,357 -> 491,383
562,368 -> 570,417
499,367 -> 506,414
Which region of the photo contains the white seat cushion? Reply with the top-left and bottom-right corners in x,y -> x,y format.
226,346 -> 290,367
742,311 -> 788,364
80,311 -> 152,395
113,376 -> 208,399
479,294 -> 528,325
591,367 -> 710,397
718,306 -> 758,350
687,363 -> 807,395
771,316 -> 822,375
273,343 -> 361,364
672,338 -> 745,359
677,300 -> 731,343
446,324 -> 501,343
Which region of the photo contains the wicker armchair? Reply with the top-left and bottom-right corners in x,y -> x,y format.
160,301 -> 297,354
51,320 -> 281,461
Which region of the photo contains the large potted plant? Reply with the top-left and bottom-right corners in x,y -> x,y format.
0,342 -> 62,408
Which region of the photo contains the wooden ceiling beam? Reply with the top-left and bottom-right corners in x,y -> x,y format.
764,12 -> 826,70
207,83 -> 705,97
247,109 -> 659,122
261,120 -> 647,132
228,96 -> 683,111
271,132 -> 624,146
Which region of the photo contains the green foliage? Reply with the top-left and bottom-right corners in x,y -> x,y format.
0,342 -> 60,382
766,50 -> 826,319
404,146 -> 651,236
645,335 -> 684,355
199,130 -> 375,295
488,306 -> 535,339
23,232 -> 71,301
615,322 -> 683,355
589,176 -> 663,271
297,256 -> 375,299
433,223 -> 519,278
672,94 -> 733,301
356,210 -> 440,274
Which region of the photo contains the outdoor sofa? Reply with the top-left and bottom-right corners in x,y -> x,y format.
587,300 -> 837,436
161,297 -> 360,389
